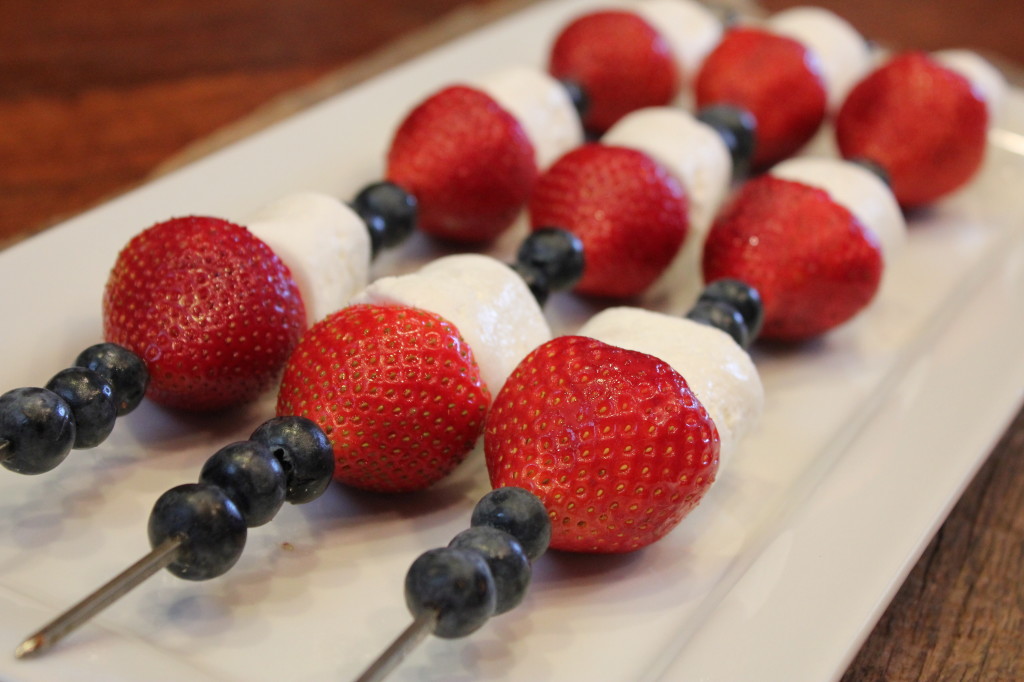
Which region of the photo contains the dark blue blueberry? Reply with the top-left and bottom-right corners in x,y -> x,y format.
471,487 -> 551,561
557,78 -> 590,120
147,483 -> 247,581
450,527 -> 531,614
45,367 -> 117,449
512,227 -> 586,305
250,416 -> 335,504
697,104 -> 757,180
697,278 -> 764,344
405,547 -> 496,639
849,157 -> 892,188
74,343 -> 149,416
352,181 -> 418,257
199,441 -> 286,527
686,299 -> 750,348
0,387 -> 76,475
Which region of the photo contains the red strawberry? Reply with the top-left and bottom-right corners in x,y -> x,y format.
549,10 -> 679,134
275,304 -> 490,493
528,144 -> 689,299
835,52 -> 988,208
702,175 -> 883,341
695,27 -> 827,169
485,335 -> 719,553
103,216 -> 305,412
386,85 -> 537,243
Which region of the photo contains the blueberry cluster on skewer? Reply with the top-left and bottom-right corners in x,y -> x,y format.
15,415 -> 333,658
0,344 -> 148,475
355,487 -> 550,682
351,279 -> 763,680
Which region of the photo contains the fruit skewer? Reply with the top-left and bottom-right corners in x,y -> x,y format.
11,184 -> 756,657
4,6 -> 1011,667
10,217 -> 573,653
0,184 -> 415,477
355,277 -> 765,680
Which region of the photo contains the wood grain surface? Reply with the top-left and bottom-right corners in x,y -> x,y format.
2,0 -> 1022,679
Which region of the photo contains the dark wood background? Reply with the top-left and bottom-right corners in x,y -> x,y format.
2,0 -> 1022,679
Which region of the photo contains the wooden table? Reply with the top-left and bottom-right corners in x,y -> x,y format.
2,0 -> 1021,679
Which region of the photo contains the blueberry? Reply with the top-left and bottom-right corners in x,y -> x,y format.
199,441 -> 286,527
0,387 -> 76,475
697,104 -> 757,180
686,299 -> 750,348
250,416 -> 335,504
512,227 -> 586,305
45,367 -> 117,449
471,487 -> 551,561
405,547 -> 496,639
450,527 -> 531,614
352,181 -> 418,257
74,343 -> 149,416
148,483 -> 247,581
695,278 -> 764,346
557,78 -> 590,120
849,157 -> 892,188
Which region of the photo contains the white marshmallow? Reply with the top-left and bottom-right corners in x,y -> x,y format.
579,307 -> 763,471
603,107 -> 732,304
246,192 -> 371,325
766,6 -> 872,111
932,49 -> 1007,123
472,67 -> 584,170
770,157 -> 906,268
634,0 -> 723,84
350,254 -> 552,394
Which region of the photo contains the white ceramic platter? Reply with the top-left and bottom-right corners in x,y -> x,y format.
1,0 -> 1022,680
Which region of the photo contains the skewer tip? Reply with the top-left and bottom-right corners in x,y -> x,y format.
14,634 -> 45,659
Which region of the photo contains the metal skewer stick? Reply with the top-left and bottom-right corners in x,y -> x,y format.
353,610 -> 438,682
15,537 -> 182,659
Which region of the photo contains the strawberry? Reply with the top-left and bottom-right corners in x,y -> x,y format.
835,52 -> 989,208
695,27 -> 827,169
528,144 -> 689,299
485,335 -> 719,553
275,304 -> 490,493
702,175 -> 883,341
386,85 -> 536,243
103,216 -> 305,412
548,10 -> 679,134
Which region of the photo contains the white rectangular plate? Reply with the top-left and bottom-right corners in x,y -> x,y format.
0,1 -> 1022,680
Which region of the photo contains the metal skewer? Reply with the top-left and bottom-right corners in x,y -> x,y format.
15,537 -> 182,659
353,611 -> 438,682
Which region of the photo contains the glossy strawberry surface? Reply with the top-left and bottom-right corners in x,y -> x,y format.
703,176 -> 883,341
276,304 -> 490,493
103,216 -> 305,411
549,10 -> 679,133
485,335 -> 719,553
387,85 -> 536,243
836,51 -> 989,208
529,144 -> 689,299
696,27 -> 827,169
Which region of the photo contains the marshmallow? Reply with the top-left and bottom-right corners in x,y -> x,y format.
579,307 -> 763,470
350,254 -> 552,394
246,192 -> 371,324
634,0 -> 723,84
473,67 -> 584,170
766,6 -> 872,111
